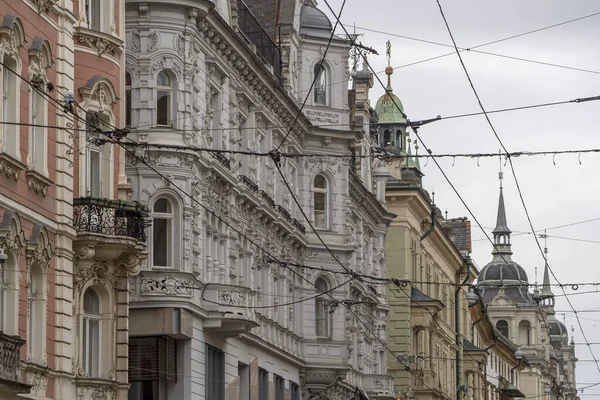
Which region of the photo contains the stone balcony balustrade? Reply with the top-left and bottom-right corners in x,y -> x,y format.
202,283 -> 259,336
0,332 -> 31,395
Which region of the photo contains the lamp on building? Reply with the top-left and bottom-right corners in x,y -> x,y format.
510,348 -> 525,383
0,248 -> 7,264
466,286 -> 479,307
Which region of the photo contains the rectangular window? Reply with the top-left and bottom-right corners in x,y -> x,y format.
156,90 -> 170,126
206,345 -> 225,400
2,65 -> 9,145
290,382 -> 300,400
152,218 -> 170,267
82,317 -> 100,376
258,368 -> 269,400
89,149 -> 101,197
238,363 -> 250,400
86,0 -> 102,31
275,375 -> 284,400
125,88 -> 132,127
315,297 -> 328,337
0,266 -> 6,332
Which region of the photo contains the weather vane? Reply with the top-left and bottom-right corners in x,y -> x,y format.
386,40 -> 392,66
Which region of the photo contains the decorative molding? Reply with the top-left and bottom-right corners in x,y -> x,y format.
129,30 -> 141,53
141,276 -> 193,296
305,109 -> 340,124
32,0 -> 59,12
26,169 -> 53,196
74,27 -> 123,56
147,30 -> 160,53
0,153 -> 26,181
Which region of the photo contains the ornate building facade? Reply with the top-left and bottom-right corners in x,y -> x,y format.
0,1 -> 146,399
476,180 -> 579,400
124,0 -> 395,399
379,59 -> 479,399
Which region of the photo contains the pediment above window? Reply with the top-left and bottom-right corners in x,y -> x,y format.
79,76 -> 119,111
28,37 -> 54,79
0,15 -> 27,56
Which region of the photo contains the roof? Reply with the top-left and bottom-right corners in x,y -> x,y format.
374,68 -> 406,124
299,5 -> 345,39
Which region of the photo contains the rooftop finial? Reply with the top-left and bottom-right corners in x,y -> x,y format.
385,40 -> 393,89
498,150 -> 503,190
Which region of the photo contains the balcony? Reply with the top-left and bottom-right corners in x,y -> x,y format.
0,332 -> 31,394
72,197 -> 149,263
236,0 -> 282,79
73,197 -> 149,242
363,374 -> 395,399
202,284 -> 259,337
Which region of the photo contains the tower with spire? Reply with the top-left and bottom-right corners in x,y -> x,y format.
375,41 -> 422,185
476,170 -> 579,399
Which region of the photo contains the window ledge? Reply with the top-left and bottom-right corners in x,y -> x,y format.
26,169 -> 53,197
0,153 -> 26,181
74,26 -> 124,56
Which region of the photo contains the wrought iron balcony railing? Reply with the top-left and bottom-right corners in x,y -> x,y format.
0,332 -> 30,393
236,0 -> 282,79
73,197 -> 150,242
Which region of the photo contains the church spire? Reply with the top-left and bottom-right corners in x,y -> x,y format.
540,231 -> 555,306
492,160 -> 512,256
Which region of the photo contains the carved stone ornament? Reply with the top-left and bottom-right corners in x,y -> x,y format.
141,276 -> 193,296
305,110 -> 340,124
0,16 -> 27,57
0,211 -> 26,252
26,169 -> 54,197
26,225 -> 52,269
27,369 -> 49,397
138,3 -> 149,18
32,0 -> 58,12
147,30 -> 159,52
218,288 -> 247,306
74,262 -> 115,294
76,31 -> 122,57
129,30 -> 141,53
0,153 -> 26,180
79,78 -> 119,110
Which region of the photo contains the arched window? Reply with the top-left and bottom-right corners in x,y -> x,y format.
314,63 -> 326,105
315,278 -> 330,337
156,70 -> 175,126
152,197 -> 174,267
82,287 -> 101,377
313,175 -> 329,230
383,130 -> 391,147
28,263 -> 45,363
496,320 -> 509,337
519,320 -> 531,346
2,55 -> 19,157
125,72 -> 132,127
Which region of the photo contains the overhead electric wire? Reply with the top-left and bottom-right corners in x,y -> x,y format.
274,0 -> 347,152
434,0 -> 600,381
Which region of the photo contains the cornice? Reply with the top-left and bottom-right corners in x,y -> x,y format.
348,170 -> 395,226
197,9 -> 311,147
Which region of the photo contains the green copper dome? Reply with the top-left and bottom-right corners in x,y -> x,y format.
375,66 -> 406,124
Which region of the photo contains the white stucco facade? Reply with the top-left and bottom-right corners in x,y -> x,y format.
124,0 -> 395,399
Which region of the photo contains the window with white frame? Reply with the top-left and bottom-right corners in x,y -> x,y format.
315,278 -> 330,337
314,63 -> 326,105
85,0 -> 102,31
28,263 -> 45,363
29,81 -> 47,172
0,260 -> 7,333
125,72 -> 132,127
82,287 -> 101,377
313,175 -> 329,229
156,70 -> 175,127
85,113 -> 104,197
152,198 -> 174,268
1,55 -> 19,157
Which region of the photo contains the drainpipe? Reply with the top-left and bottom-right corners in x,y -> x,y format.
455,256 -> 471,400
420,206 -> 437,241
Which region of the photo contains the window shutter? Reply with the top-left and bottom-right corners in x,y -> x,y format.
129,336 -> 177,382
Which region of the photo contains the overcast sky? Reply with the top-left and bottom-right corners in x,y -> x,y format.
321,0 -> 600,393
